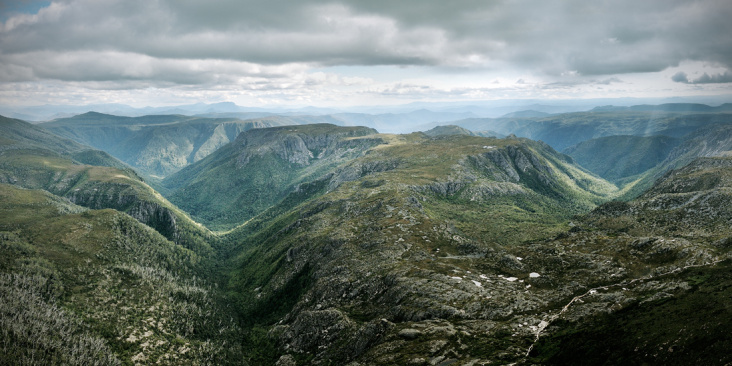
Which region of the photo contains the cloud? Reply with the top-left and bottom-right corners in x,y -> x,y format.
0,1 -> 450,66
672,70 -> 732,84
0,50 -> 308,83
671,71 -> 690,83
1,0 -> 731,106
3,1 -> 732,76
597,77 -> 622,85
691,72 -> 732,83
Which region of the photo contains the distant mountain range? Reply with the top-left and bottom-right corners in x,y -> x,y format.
445,109 -> 732,151
3,97 -> 731,122
591,102 -> 732,113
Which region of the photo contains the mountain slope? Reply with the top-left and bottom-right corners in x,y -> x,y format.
422,125 -> 504,138
162,124 -> 381,231
0,114 -> 133,172
423,125 -> 477,137
224,144 -> 731,364
3,115 -> 731,364
617,122 -> 732,199
563,135 -> 681,183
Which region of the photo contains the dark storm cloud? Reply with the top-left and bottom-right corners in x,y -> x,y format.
1,0 -> 731,85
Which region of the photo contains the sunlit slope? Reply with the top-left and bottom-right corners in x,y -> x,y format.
563,135 -> 681,183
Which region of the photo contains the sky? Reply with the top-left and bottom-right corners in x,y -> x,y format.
1,0 -> 732,108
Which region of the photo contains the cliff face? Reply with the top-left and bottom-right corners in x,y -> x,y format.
67,186 -> 179,240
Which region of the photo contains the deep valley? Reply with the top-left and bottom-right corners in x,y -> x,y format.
1,105 -> 731,365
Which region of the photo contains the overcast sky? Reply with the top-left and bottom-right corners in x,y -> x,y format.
1,0 -> 731,107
